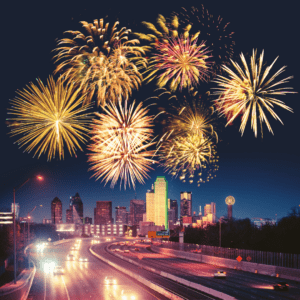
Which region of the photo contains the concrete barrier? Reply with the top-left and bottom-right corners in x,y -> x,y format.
151,245 -> 300,282
89,246 -> 184,300
106,246 -> 236,300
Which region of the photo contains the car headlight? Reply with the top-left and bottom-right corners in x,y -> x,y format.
131,296 -> 135,300
113,280 -> 116,283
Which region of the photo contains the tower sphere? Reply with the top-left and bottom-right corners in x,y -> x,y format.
225,196 -> 235,205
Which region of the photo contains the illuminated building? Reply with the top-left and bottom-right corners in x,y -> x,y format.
66,208 -> 72,224
180,192 -> 192,219
94,201 -> 112,225
154,176 -> 168,229
168,209 -> 176,224
43,218 -> 52,224
146,184 -> 155,222
0,209 -> 13,225
129,200 -> 145,225
11,203 -> 20,220
115,206 -> 128,225
169,199 -> 178,221
51,197 -> 62,224
70,193 -> 83,224
83,224 -> 125,237
204,202 -> 216,223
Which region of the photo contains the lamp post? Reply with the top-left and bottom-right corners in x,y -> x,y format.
219,216 -> 225,248
13,175 -> 43,284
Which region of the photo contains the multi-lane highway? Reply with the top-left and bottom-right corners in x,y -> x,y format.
91,240 -> 219,300
106,240 -> 300,300
26,238 -> 170,300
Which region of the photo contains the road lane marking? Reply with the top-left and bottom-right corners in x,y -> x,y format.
61,276 -> 71,300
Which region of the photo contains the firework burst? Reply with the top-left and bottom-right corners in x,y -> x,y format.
155,88 -> 219,185
178,5 -> 235,75
54,19 -> 147,106
88,100 -> 156,189
213,49 -> 295,137
135,14 -> 198,47
158,133 -> 218,185
145,36 -> 211,91
7,77 -> 93,161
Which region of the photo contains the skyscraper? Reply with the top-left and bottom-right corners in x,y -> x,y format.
180,192 -> 192,218
129,200 -> 145,225
170,200 -> 178,221
94,201 -> 112,225
115,206 -> 128,225
51,197 -> 62,224
66,208 -> 72,223
146,185 -> 155,223
154,176 -> 168,229
69,193 -> 83,224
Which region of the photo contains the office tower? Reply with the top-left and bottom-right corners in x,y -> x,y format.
115,206 -> 128,225
51,197 -> 62,224
180,192 -> 192,218
199,205 -> 202,216
211,202 -> 216,223
170,200 -> 178,221
146,184 -> 155,223
204,204 -> 211,216
66,208 -> 73,223
154,176 -> 168,229
129,200 -> 145,225
69,192 -> 83,224
94,201 -> 112,225
168,209 -> 176,224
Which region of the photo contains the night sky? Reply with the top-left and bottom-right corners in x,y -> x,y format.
1,0 -> 299,223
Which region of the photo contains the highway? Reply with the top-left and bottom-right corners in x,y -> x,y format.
26,238 -> 170,300
107,240 -> 300,300
91,240 -> 219,300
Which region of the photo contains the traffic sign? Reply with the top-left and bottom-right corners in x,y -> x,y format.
236,256 -> 242,262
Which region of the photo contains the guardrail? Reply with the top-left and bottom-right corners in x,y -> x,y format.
153,240 -> 300,269
89,245 -> 185,300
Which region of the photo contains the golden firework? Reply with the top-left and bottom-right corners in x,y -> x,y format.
135,14 -> 199,46
88,99 -> 156,189
54,19 -> 147,106
7,76 -> 93,160
159,133 -> 218,184
213,49 -> 295,137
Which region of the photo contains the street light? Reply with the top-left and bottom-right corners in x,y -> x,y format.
219,216 -> 225,248
13,175 -> 43,284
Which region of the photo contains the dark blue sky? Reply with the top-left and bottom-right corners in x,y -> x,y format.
1,0 -> 299,223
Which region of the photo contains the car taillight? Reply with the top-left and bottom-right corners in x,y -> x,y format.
224,272 -> 226,274
286,284 -> 289,286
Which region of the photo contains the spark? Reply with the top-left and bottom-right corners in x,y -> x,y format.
145,36 -> 211,91
7,77 -> 93,160
53,19 -> 147,107
88,99 -> 156,189
213,49 -> 295,137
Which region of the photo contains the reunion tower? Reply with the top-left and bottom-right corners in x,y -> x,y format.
225,196 -> 235,220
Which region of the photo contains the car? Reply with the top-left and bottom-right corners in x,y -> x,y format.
67,254 -> 75,261
104,276 -> 117,284
53,266 -> 64,275
214,270 -> 226,278
121,289 -> 136,300
78,257 -> 88,262
124,250 -> 129,253
273,282 -> 289,291
135,248 -> 139,251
